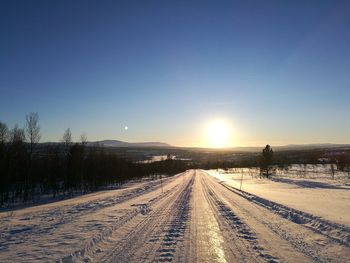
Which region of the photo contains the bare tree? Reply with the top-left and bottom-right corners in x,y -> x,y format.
63,128 -> 72,155
0,121 -> 9,144
80,132 -> 87,145
11,124 -> 25,143
330,163 -> 335,180
337,153 -> 350,179
25,112 -> 41,155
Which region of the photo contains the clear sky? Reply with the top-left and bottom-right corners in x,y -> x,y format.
1,0 -> 349,147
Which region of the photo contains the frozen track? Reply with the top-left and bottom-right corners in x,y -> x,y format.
1,170 -> 350,262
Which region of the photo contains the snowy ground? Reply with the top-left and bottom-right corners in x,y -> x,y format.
0,169 -> 349,262
207,165 -> 350,226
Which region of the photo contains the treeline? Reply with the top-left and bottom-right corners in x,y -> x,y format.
199,146 -> 350,178
0,113 -> 189,207
1,113 -> 349,206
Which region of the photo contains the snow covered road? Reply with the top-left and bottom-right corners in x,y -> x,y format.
1,170 -> 349,262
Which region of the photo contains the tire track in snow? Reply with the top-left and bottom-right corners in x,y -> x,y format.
1,177 -> 175,252
97,175 -> 194,262
54,173 -> 188,263
57,185 -> 179,263
153,177 -> 192,262
204,172 -> 348,263
201,175 -> 279,263
218,181 -> 350,247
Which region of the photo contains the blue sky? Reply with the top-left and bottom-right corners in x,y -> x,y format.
1,0 -> 349,147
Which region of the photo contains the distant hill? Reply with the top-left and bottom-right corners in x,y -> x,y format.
38,141 -> 349,151
229,143 -> 350,152
87,142 -> 350,151
87,140 -> 171,148
273,143 -> 350,151
185,143 -> 350,153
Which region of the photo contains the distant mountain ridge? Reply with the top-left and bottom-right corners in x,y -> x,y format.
228,143 -> 350,152
38,141 -> 349,151
183,143 -> 350,152
87,140 -> 171,148
273,143 -> 350,151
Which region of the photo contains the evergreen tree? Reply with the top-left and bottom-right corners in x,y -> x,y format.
260,144 -> 273,178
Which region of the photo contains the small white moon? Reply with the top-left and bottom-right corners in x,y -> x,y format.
124,126 -> 129,130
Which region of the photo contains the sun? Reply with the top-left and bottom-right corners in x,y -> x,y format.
206,120 -> 232,148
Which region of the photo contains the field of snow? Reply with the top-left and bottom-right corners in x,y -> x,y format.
207,165 -> 350,226
1,169 -> 349,262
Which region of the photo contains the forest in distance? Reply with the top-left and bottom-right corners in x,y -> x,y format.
0,113 -> 190,207
0,112 -> 349,207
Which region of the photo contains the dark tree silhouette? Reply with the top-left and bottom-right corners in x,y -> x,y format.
337,153 -> 350,179
63,128 -> 72,155
260,144 -> 274,178
0,121 -> 8,144
25,112 -> 41,156
0,121 -> 9,204
0,118 -> 190,207
11,124 -> 26,143
80,132 -> 87,145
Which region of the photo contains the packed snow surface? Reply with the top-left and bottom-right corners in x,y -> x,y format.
1,169 -> 349,262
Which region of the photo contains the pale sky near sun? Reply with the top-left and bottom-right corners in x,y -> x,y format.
1,1 -> 350,147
